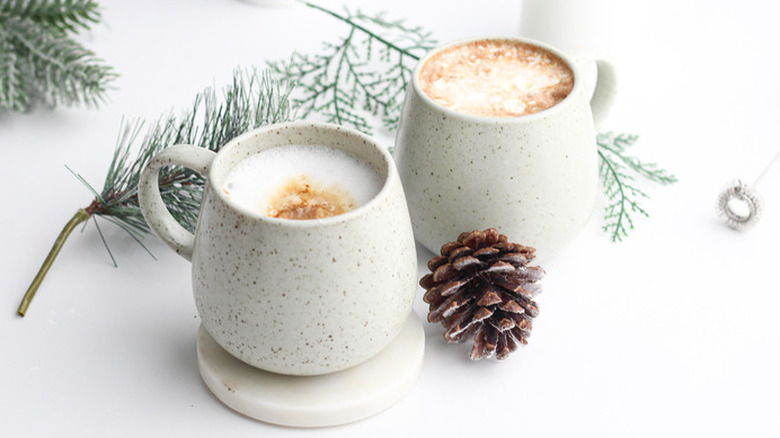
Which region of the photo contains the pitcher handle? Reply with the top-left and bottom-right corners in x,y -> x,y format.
138,145 -> 216,261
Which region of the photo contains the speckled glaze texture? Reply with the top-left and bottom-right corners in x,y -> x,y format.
139,122 -> 417,376
394,37 -> 614,260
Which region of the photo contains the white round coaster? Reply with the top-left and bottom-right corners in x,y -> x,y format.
197,314 -> 425,427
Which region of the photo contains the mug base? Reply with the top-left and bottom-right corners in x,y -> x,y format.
196,313 -> 425,427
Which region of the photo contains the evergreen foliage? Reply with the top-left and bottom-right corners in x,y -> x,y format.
597,132 -> 678,242
268,1 -> 437,135
0,0 -> 115,112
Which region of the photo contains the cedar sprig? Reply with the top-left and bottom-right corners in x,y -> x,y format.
17,68 -> 294,316
267,1 -> 436,135
598,132 -> 678,185
597,132 -> 677,242
0,0 -> 116,112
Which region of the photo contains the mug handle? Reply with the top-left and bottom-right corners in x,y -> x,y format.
573,48 -> 618,131
138,145 -> 217,261
589,58 -> 617,131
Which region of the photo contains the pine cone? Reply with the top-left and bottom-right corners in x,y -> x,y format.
420,228 -> 545,360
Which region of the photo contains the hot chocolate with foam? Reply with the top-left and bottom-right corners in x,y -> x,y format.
418,39 -> 574,118
222,145 -> 382,220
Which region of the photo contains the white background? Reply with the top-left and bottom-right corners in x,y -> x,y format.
2,0 -> 779,436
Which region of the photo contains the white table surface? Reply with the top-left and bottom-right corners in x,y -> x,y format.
2,0 -> 779,436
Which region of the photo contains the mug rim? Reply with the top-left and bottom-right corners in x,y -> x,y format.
209,121 -> 395,227
411,36 -> 583,123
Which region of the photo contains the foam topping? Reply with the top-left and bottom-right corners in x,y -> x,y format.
418,40 -> 574,117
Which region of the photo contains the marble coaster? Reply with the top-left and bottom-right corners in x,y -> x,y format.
197,314 -> 425,427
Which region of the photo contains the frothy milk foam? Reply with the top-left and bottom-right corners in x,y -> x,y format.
418,40 -> 574,118
222,145 -> 382,220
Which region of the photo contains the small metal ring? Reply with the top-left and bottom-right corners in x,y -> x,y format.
717,180 -> 762,231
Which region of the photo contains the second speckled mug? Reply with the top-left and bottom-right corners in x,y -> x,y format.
394,37 -> 616,259
138,122 -> 417,376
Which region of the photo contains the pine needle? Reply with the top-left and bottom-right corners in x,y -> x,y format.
91,215 -> 117,268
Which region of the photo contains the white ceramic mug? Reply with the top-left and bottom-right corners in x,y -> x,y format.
138,121 -> 417,376
393,36 -> 616,259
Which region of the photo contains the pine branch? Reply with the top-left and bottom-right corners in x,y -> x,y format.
0,1 -> 115,112
0,28 -> 28,111
96,69 -> 295,235
268,1 -> 437,134
17,68 -> 295,316
0,0 -> 100,33
4,15 -> 115,108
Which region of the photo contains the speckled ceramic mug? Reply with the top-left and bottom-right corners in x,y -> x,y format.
394,36 -> 616,259
138,122 -> 417,376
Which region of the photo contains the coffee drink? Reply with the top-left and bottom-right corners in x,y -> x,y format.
221,144 -> 382,220
139,121 -> 418,379
417,39 -> 574,118
396,37 -> 616,258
